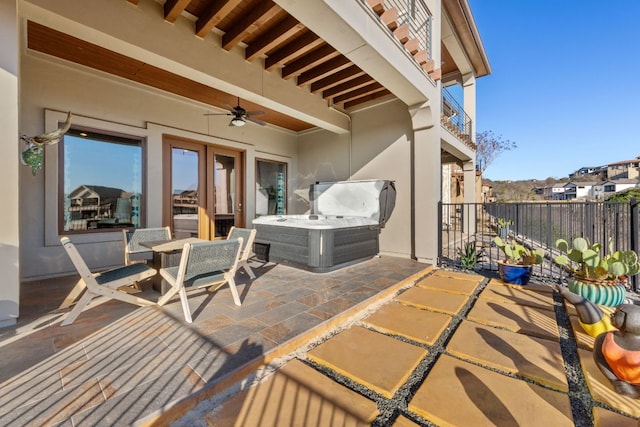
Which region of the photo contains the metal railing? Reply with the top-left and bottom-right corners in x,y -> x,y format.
441,86 -> 474,149
439,200 -> 639,291
364,0 -> 433,58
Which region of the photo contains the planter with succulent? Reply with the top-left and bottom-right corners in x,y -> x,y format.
493,236 -> 545,285
496,217 -> 513,239
554,237 -> 640,307
457,241 -> 485,270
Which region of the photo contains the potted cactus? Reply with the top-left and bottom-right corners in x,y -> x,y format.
496,217 -> 513,239
493,236 -> 545,285
554,237 -> 640,307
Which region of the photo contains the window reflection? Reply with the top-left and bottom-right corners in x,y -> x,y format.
256,159 -> 286,216
62,130 -> 143,232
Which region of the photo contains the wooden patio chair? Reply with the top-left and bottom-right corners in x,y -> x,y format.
122,226 -> 172,265
227,226 -> 258,279
157,238 -> 243,323
59,236 -> 157,326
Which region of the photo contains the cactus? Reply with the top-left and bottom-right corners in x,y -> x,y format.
554,237 -> 640,281
496,217 -> 514,228
493,236 -> 544,265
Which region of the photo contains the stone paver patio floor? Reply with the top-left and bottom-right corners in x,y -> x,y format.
204,269 -> 640,427
2,261 -> 639,426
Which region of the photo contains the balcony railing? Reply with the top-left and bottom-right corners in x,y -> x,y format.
384,0 -> 432,57
363,0 -> 433,59
438,200 -> 640,292
441,86 -> 474,150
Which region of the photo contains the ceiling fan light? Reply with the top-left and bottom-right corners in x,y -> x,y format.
230,117 -> 246,127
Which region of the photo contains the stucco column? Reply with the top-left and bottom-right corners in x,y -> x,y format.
410,103 -> 440,265
462,74 -> 478,234
462,73 -> 476,143
0,0 -> 20,327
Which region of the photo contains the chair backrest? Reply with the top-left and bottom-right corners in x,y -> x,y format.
227,227 -> 257,262
176,238 -> 243,287
123,226 -> 171,263
60,236 -> 99,289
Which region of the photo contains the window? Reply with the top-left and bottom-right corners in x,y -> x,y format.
255,159 -> 286,216
60,128 -> 145,232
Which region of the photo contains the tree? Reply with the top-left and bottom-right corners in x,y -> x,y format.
475,130 -> 517,173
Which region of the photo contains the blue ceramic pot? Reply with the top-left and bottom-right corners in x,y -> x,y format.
498,262 -> 532,285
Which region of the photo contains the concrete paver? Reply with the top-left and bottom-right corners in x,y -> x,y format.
487,277 -> 554,293
478,281 -> 555,311
205,359 -> 379,427
430,269 -> 483,282
415,274 -> 480,295
467,297 -> 560,340
363,301 -> 452,345
395,286 -> 469,315
408,354 -> 574,427
593,407 -> 638,427
447,320 -> 568,391
307,326 -> 427,398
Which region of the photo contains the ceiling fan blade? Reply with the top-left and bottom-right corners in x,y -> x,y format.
245,110 -> 266,116
204,112 -> 232,116
246,116 -> 266,126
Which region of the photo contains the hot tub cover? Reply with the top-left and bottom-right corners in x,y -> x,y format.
309,179 -> 395,226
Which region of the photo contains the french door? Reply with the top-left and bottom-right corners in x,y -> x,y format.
163,136 -> 244,240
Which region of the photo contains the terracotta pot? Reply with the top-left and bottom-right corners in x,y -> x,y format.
567,277 -> 626,307
498,262 -> 532,285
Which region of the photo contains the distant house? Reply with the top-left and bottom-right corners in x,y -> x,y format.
543,183 -> 567,200
607,156 -> 640,180
590,179 -> 639,200
569,166 -> 607,180
67,185 -> 132,230
563,181 -> 598,200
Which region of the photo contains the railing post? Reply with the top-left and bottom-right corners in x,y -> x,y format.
630,197 -> 638,292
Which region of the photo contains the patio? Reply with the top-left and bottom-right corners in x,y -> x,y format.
0,255 -> 428,426
2,258 -> 640,426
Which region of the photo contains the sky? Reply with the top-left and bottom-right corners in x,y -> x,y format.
467,0 -> 640,181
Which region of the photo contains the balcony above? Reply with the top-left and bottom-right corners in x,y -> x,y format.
441,87 -> 475,151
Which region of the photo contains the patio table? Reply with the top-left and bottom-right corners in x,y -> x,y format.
140,237 -> 208,294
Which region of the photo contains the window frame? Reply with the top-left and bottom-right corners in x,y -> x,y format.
255,157 -> 287,217
57,125 -> 147,235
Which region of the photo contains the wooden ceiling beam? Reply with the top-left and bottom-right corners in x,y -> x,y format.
297,55 -> 351,86
265,31 -> 322,71
322,75 -> 375,99
281,44 -> 339,79
195,0 -> 243,38
246,15 -> 304,62
163,0 -> 190,23
221,1 -> 280,50
333,82 -> 385,104
310,65 -> 365,93
343,89 -> 392,109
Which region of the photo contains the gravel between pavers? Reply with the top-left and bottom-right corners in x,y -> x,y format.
174,270 -> 640,426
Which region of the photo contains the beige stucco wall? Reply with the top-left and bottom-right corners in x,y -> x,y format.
20,52 -> 298,280
0,0 -> 20,326
297,99 -> 414,259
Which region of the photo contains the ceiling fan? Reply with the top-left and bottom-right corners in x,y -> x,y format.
205,97 -> 266,127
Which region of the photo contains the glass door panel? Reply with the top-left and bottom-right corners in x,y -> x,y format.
213,153 -> 237,238
171,147 -> 200,238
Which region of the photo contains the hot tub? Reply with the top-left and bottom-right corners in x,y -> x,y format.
252,180 -> 395,272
